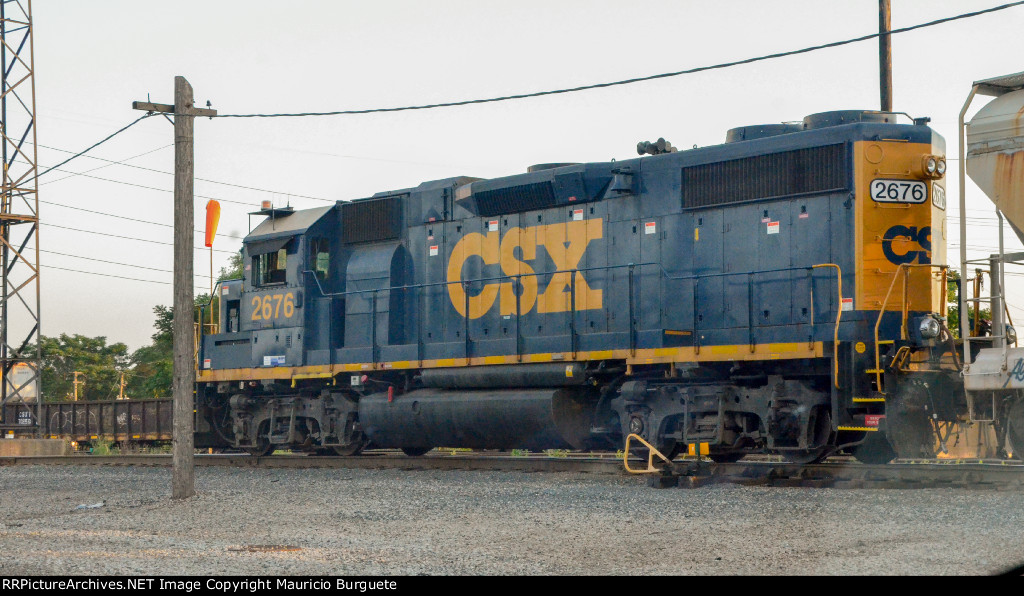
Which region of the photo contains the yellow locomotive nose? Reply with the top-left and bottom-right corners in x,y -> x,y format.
855,142 -> 947,315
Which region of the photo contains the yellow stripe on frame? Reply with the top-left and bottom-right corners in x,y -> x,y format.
198,342 -> 828,383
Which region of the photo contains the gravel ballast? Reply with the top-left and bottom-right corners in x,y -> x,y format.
0,464 -> 1022,575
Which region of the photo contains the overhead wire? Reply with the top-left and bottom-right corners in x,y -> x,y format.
211,2 -> 1024,118
38,143 -> 333,202
44,264 -> 221,289
42,167 -> 260,207
32,113 -> 154,180
40,199 -> 244,240
45,265 -> 170,286
34,248 -> 214,278
44,223 -> 238,255
39,144 -> 172,186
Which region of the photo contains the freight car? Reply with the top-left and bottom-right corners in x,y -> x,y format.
3,398 -> 176,447
197,109 -> 999,464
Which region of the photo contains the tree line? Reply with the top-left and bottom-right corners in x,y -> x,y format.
38,253 -> 242,402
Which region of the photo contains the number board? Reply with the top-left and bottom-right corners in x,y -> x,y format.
932,183 -> 946,210
250,291 -> 298,322
870,179 -> 928,204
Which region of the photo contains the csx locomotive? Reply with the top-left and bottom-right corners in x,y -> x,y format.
197,109 -> 972,464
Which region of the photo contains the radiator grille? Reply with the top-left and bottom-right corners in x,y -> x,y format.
474,182 -> 556,217
342,196 -> 402,244
681,144 -> 848,208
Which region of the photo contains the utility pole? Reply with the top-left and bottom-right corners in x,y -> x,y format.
71,371 -> 83,401
118,372 -> 127,400
879,0 -> 893,112
133,77 -> 216,500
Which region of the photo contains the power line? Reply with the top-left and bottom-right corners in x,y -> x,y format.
33,114 -> 154,180
44,223 -> 238,255
44,264 -> 220,288
42,167 -> 258,208
39,144 -> 172,186
212,2 -> 1024,118
45,265 -> 169,286
36,249 -> 214,279
38,143 -> 333,203
40,199 -> 245,240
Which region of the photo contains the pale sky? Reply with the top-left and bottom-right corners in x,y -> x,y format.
24,0 -> 1024,349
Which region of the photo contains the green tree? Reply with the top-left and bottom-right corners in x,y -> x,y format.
40,334 -> 129,401
127,305 -> 174,398
219,251 -> 243,282
127,250 -> 241,398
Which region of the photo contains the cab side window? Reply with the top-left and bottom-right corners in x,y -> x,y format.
253,247 -> 288,286
310,238 -> 329,281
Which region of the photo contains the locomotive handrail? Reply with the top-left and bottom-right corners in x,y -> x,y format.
811,264 -> 843,388
295,261 -> 844,368
872,263 -> 949,392
195,279 -> 232,373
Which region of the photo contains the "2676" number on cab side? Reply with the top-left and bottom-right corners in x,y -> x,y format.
251,292 -> 296,321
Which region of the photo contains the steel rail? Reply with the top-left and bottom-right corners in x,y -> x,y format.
2,453 -> 1024,489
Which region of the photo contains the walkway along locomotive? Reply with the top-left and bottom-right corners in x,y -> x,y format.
196,109 -> 995,464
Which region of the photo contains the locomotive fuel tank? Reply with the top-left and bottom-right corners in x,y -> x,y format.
358,387 -> 595,451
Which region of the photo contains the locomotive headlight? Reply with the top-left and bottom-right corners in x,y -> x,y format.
921,155 -> 945,179
919,317 -> 940,339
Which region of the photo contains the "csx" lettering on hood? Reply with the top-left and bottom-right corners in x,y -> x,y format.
446,219 -> 603,319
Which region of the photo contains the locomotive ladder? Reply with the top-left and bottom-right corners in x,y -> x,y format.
961,249 -> 1023,423
870,263 -> 950,393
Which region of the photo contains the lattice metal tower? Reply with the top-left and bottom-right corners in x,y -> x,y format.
0,0 -> 41,433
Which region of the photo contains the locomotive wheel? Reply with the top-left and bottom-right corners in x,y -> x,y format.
1006,399 -> 1024,460
401,446 -> 432,457
658,442 -> 682,461
782,447 -> 830,465
780,406 -> 833,464
244,437 -> 273,457
333,440 -> 368,457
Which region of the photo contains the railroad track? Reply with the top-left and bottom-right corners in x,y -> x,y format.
2,451 -> 1024,490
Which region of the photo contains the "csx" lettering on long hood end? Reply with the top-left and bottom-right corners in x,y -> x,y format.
446,219 -> 603,319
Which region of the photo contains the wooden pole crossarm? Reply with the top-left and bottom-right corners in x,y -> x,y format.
132,101 -> 217,118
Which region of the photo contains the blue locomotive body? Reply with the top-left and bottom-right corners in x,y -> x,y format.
198,110 -> 959,463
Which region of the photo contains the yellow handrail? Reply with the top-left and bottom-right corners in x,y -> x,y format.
622,433 -> 675,474
811,264 -> 843,388
872,263 -> 949,390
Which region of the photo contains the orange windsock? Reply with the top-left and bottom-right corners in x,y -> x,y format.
205,200 -> 221,247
